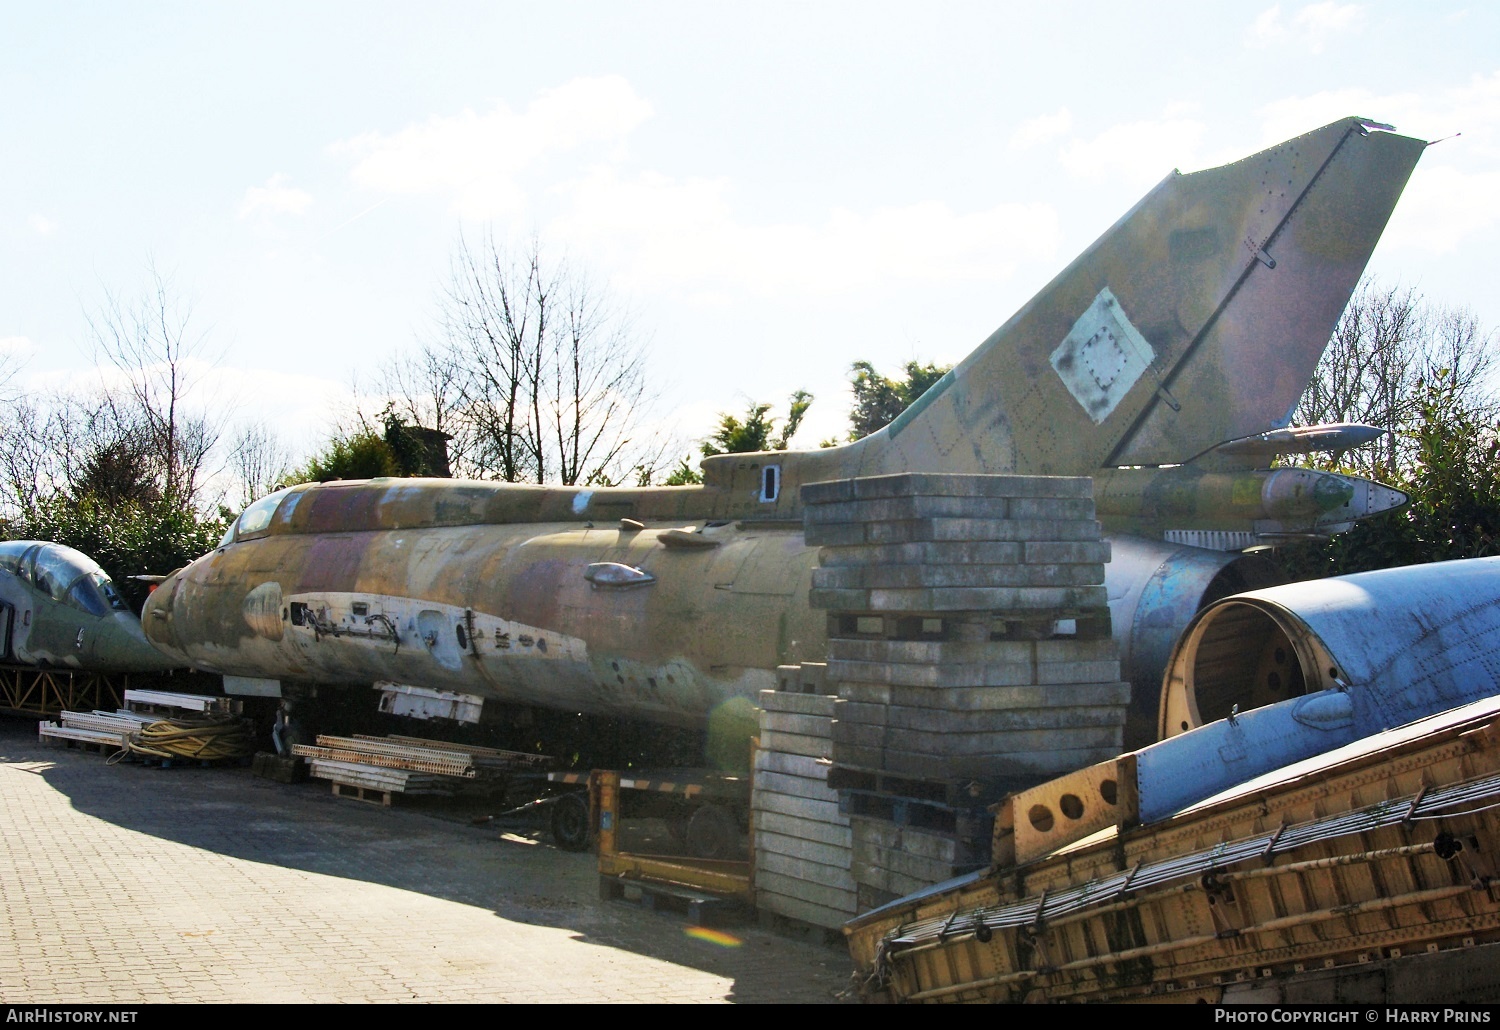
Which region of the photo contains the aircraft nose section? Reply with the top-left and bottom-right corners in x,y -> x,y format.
1310,475 -> 1409,536
1366,482 -> 1409,517
141,569 -> 192,666
101,611 -> 183,672
1331,475 -> 1408,519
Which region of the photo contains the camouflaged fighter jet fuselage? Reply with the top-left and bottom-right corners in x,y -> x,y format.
143,118 -> 1426,747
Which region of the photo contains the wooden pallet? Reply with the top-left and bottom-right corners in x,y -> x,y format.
599,875 -> 747,927
57,737 -> 124,756
330,781 -> 393,807
130,754 -> 250,770
755,908 -> 847,948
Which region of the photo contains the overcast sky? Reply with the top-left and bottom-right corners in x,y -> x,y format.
3,1 -> 1497,479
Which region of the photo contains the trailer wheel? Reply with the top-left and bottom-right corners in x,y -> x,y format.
685,802 -> 739,860
549,792 -> 591,852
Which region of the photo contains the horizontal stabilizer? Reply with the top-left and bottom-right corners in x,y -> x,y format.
1212,422 -> 1388,461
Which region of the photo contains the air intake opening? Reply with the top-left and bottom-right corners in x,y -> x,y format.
1184,601 -> 1309,725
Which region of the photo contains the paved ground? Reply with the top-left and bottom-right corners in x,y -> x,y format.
0,716 -> 856,1004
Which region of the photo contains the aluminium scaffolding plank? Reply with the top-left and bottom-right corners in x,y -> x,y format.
296,740 -> 475,778
38,723 -> 128,748
123,689 -> 228,712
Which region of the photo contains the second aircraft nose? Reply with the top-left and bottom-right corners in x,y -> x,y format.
140,569 -> 191,665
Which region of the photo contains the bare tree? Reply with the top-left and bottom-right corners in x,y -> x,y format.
378,341 -> 466,479
439,233 -> 534,480
0,344 -> 23,405
0,395 -> 59,517
0,386 -> 183,528
231,421 -> 295,507
65,403 -> 163,506
85,262 -> 224,510
383,233 -> 668,486
548,270 -> 657,484
1293,281 -> 1498,480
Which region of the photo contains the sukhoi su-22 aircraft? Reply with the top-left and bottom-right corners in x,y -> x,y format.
142,116 -> 1425,750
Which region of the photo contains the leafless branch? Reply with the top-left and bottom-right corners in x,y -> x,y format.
381,232 -> 669,486
1294,280 -> 1498,480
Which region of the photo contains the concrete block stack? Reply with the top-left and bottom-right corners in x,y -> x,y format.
802,472 -> 1130,910
849,816 -> 972,904
752,664 -> 856,931
826,636 -> 1127,783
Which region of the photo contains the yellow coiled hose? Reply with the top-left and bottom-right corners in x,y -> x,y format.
107,718 -> 257,764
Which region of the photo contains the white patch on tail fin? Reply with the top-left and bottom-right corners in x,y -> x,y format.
1049,287 -> 1156,425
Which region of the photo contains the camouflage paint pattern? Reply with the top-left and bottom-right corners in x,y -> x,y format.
0,541 -> 178,673
143,118 -> 1425,733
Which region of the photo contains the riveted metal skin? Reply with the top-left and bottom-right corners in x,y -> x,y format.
845,689 -> 1500,1004
142,118 -> 1424,743
1160,556 -> 1500,743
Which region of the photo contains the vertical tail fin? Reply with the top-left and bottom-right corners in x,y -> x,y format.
836,117 -> 1425,478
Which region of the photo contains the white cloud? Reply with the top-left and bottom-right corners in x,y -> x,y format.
239,174 -> 313,219
0,336 -> 34,383
28,214 -> 56,236
1296,1 -> 1361,32
1255,88 -> 1426,145
1009,108 -> 1072,152
27,356 -> 228,404
25,360 -> 357,477
1251,5 -> 1284,40
330,76 -> 653,219
548,168 -> 1061,298
1379,163 -> 1500,257
1250,3 -> 1363,53
331,75 -> 1058,298
202,364 -> 354,428
1254,72 -> 1500,254
1056,114 -> 1207,186
1414,70 -> 1500,159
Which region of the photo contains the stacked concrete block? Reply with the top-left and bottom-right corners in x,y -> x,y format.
751,665 -> 856,930
802,473 -> 1131,910
828,639 -> 1129,782
849,817 -> 975,911
804,473 -> 1129,789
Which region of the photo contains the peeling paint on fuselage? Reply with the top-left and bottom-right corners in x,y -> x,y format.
141,118 -> 1428,737
151,518 -> 822,727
